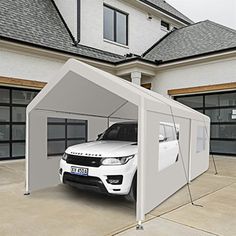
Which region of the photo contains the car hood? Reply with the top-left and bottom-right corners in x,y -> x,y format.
66,141 -> 137,158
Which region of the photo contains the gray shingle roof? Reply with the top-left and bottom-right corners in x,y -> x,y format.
1,1 -> 235,66
143,20 -> 236,63
140,0 -> 193,25
0,0 -> 125,63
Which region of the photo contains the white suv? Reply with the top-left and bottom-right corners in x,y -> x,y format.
59,121 -> 179,201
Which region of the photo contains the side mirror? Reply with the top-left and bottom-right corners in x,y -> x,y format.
97,133 -> 103,140
159,134 -> 165,142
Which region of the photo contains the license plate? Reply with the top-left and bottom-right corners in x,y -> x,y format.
71,166 -> 88,176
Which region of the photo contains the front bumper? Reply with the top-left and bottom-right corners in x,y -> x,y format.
63,172 -> 108,194
60,158 -> 136,195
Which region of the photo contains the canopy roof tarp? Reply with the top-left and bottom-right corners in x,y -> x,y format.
26,59 -> 210,222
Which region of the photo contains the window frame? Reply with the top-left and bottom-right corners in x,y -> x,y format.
0,86 -> 39,160
159,124 -> 166,140
103,4 -> 129,46
161,20 -> 170,31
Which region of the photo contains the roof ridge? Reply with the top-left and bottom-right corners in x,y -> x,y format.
174,20 -> 208,31
142,30 -> 174,57
205,20 -> 236,34
142,21 -> 206,57
139,0 -> 193,25
164,0 -> 193,23
176,19 -> 236,34
143,18 -> 236,64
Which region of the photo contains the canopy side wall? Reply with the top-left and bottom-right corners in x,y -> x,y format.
189,119 -> 210,181
139,109 -> 191,217
26,109 -> 108,193
136,108 -> 210,221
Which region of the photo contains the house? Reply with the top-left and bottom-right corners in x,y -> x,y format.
0,0 -> 236,160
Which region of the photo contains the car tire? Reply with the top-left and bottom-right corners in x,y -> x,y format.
125,173 -> 137,202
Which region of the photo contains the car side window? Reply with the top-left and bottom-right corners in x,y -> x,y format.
164,125 -> 175,141
160,124 -> 165,137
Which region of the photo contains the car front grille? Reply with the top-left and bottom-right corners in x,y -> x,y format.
63,172 -> 108,194
63,172 -> 101,186
66,154 -> 102,167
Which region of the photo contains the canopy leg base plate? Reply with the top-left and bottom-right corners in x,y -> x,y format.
136,221 -> 144,230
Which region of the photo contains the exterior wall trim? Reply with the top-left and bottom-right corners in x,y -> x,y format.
2,38 -> 236,73
0,76 -> 46,90
0,76 -> 152,91
168,82 -> 236,96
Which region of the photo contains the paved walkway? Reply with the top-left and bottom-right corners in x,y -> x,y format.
115,156 -> 236,236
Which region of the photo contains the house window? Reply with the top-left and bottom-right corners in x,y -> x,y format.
161,20 -> 170,31
103,5 -> 128,45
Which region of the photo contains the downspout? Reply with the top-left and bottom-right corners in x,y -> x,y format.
77,0 -> 81,44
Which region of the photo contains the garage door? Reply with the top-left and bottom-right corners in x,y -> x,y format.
47,117 -> 87,156
0,87 -> 87,160
175,91 -> 236,156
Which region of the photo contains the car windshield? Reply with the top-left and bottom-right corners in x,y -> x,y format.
99,123 -> 137,142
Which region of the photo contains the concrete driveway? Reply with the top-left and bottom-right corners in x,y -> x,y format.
0,156 -> 235,236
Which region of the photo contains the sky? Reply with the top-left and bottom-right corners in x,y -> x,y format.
167,0 -> 236,30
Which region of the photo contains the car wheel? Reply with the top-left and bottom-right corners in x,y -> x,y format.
125,173 -> 137,202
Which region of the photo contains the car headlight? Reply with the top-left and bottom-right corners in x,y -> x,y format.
62,153 -> 68,161
101,155 -> 135,166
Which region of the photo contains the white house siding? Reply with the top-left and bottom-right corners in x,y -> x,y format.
152,57 -> 236,97
54,0 -> 78,40
0,48 -> 65,82
80,0 -> 168,56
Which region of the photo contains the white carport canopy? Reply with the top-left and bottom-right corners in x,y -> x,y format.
26,59 -> 210,223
